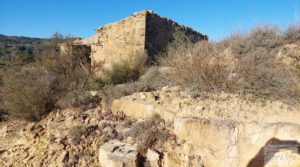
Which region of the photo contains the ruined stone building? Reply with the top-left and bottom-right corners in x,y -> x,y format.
61,10 -> 207,73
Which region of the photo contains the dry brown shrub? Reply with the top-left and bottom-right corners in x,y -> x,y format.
226,26 -> 299,100
163,25 -> 300,101
0,34 -> 93,120
0,66 -> 53,120
162,41 -> 236,91
122,119 -> 170,154
283,25 -> 300,43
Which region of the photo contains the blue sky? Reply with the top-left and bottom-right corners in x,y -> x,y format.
0,0 -> 299,41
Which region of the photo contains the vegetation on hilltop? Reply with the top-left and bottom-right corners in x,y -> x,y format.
0,25 -> 299,121
163,25 -> 300,102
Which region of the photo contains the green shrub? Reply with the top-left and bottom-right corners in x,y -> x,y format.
102,66 -> 169,104
167,27 -> 192,52
102,51 -> 147,85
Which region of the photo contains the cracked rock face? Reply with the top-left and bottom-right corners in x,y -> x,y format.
111,86 -> 300,167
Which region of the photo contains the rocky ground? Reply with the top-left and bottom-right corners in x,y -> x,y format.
0,93 -> 175,167
0,87 -> 300,167
111,86 -> 300,167
0,106 -> 125,166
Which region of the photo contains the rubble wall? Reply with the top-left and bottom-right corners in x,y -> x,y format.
145,11 -> 207,61
93,11 -> 147,69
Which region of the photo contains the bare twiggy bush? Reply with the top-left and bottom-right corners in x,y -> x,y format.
56,90 -> 101,111
0,33 -> 94,120
122,119 -> 170,154
227,26 -> 299,99
0,66 -> 53,120
163,41 -> 236,91
163,25 -> 300,101
41,44 -> 91,93
283,25 -> 300,43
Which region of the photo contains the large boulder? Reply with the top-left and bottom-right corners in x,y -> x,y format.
111,87 -> 300,125
174,117 -> 238,167
174,116 -> 300,167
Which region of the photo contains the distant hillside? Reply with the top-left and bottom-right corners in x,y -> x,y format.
0,34 -> 50,59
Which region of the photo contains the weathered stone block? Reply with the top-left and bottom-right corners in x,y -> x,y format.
99,140 -> 139,167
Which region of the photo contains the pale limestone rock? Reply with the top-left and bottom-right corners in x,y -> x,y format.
48,143 -> 64,152
0,125 -> 8,137
174,116 -> 238,167
99,140 -> 139,167
60,151 -> 68,163
112,87 -> 300,124
174,116 -> 300,167
146,149 -> 160,167
238,121 -> 300,167
111,99 -> 156,119
126,137 -> 135,145
26,122 -> 35,131
111,87 -> 300,167
162,148 -> 204,167
140,93 -> 147,101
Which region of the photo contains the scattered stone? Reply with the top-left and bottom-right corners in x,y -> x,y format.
126,137 -> 135,145
26,123 -> 35,131
140,93 -> 147,101
99,140 -> 139,167
60,151 -> 69,163
0,125 -> 8,137
1,84 -> 300,167
195,104 -> 205,112
146,149 -> 160,167
98,120 -> 108,130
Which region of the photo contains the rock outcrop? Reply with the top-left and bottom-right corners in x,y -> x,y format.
111,86 -> 300,167
1,86 -> 299,166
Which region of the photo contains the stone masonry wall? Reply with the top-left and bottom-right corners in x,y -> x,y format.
94,11 -> 147,69
68,10 -> 207,74
145,11 -> 207,61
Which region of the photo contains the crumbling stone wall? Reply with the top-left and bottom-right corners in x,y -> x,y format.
68,10 -> 207,73
94,11 -> 147,68
145,11 -> 207,61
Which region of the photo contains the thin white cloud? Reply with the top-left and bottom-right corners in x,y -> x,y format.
293,7 -> 300,24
